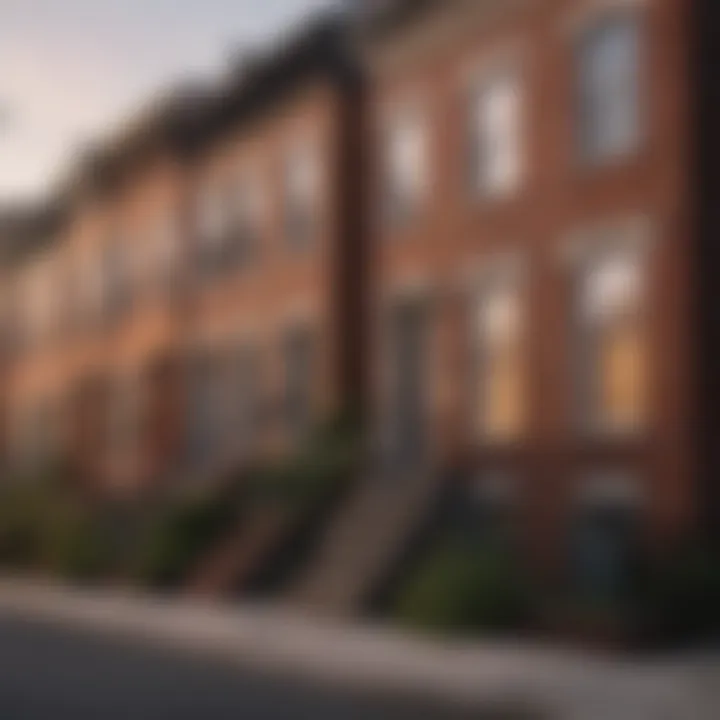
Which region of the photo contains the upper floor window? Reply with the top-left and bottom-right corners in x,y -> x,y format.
232,343 -> 261,451
576,12 -> 641,163
101,237 -> 132,321
284,327 -> 316,441
23,256 -> 58,349
145,207 -> 180,291
573,243 -> 645,434
384,110 -> 427,229
283,146 -> 318,251
468,69 -> 523,198
196,184 -> 229,273
473,268 -> 525,443
231,174 -> 263,263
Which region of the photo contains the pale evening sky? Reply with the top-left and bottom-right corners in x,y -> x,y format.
0,0 -> 337,203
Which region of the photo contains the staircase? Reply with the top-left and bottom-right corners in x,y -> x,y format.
187,507 -> 291,598
285,465 -> 442,618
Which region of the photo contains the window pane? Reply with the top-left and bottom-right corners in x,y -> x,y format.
575,248 -> 645,431
577,14 -> 639,161
385,113 -> 427,226
474,278 -> 524,441
284,147 -> 318,249
285,329 -> 315,440
470,72 -> 522,195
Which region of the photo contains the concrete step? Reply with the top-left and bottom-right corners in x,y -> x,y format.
187,508 -> 290,598
287,466 -> 442,617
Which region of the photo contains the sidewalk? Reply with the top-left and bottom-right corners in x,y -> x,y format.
0,579 -> 716,719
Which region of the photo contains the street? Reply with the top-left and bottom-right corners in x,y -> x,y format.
0,615 -> 493,719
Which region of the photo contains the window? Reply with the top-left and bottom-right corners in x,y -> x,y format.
576,12 -> 641,162
147,207 -> 179,290
233,345 -> 260,452
283,146 -> 318,250
574,245 -> 645,433
468,70 -> 522,197
106,375 -> 143,477
385,299 -> 429,464
284,328 -> 315,440
231,175 -> 263,263
24,259 -> 57,348
187,350 -> 229,470
473,271 -> 525,442
384,111 -> 427,228
102,238 -> 131,320
11,399 -> 56,474
196,184 -> 229,272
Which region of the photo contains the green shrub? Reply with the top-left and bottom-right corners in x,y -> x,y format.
0,479 -> 114,582
0,488 -> 45,569
640,539 -> 720,643
395,535 -> 530,634
245,422 -> 360,509
131,494 -> 238,589
39,502 -> 113,582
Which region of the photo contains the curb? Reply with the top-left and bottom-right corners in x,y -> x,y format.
0,580 -> 714,719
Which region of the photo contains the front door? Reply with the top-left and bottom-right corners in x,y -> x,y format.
387,300 -> 429,468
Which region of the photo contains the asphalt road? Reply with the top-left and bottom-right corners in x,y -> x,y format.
0,615 -> 492,720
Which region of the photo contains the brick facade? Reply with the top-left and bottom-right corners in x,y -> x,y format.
0,0 -> 715,578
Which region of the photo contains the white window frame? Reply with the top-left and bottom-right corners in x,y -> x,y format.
382,104 -> 429,229
466,254 -> 527,446
467,67 -> 524,199
562,216 -> 653,439
572,3 -> 645,165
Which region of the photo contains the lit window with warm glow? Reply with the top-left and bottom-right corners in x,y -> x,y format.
474,274 -> 525,442
575,248 -> 645,433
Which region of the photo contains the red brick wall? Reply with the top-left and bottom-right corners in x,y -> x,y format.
366,0 -> 696,570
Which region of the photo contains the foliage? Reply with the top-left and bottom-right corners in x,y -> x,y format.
0,478 -> 112,581
639,538 -> 720,643
244,420 -> 360,509
0,417 -> 362,592
130,492 -> 238,590
395,533 -> 531,635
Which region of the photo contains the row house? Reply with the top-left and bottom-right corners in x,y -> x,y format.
0,206 -> 67,477
0,0 -> 717,604
360,0 -> 715,597
183,20 -> 364,482
0,107 -> 198,494
0,17 -> 364,496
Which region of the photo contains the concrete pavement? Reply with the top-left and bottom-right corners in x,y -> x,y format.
0,579 -> 716,719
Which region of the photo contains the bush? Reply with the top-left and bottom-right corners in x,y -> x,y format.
0,480 -> 114,582
244,422 -> 360,509
395,534 -> 530,635
39,502 -> 114,582
131,493 -> 238,590
640,539 -> 720,643
0,487 -> 46,569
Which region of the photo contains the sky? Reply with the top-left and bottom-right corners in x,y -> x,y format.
0,0 -> 337,202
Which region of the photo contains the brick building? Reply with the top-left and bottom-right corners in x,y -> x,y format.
359,0 -> 717,597
0,17 -> 364,495
183,19 -> 364,482
0,0 -> 717,604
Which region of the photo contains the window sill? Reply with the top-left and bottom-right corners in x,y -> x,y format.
572,142 -> 645,180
